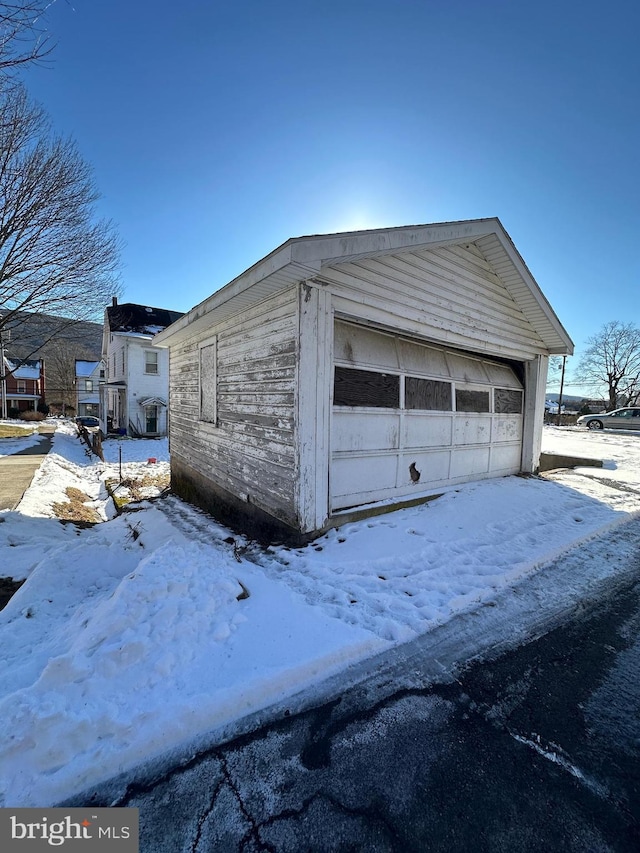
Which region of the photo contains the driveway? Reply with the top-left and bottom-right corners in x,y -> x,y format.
65,518 -> 640,852
0,425 -> 55,511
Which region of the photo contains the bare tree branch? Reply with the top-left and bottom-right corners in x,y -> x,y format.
0,1 -> 56,73
575,321 -> 640,410
0,81 -> 122,361
45,335 -> 96,414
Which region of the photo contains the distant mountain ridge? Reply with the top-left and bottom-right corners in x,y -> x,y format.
0,309 -> 102,362
545,393 -> 603,404
0,309 -> 103,411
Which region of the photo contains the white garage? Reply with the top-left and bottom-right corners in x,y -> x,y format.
155,218 -> 573,543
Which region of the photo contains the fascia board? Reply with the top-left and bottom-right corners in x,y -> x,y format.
290,218 -> 499,267
154,243 -> 298,346
489,227 -> 574,356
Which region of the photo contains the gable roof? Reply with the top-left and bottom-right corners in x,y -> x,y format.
75,360 -> 101,377
4,356 -> 41,378
106,302 -> 184,336
154,218 -> 573,355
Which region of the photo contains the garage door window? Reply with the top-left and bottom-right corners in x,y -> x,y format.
334,366 -> 400,408
334,322 -> 523,416
405,377 -> 452,411
456,388 -> 490,412
494,388 -> 523,414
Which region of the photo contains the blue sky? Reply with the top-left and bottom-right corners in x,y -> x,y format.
22,0 -> 640,395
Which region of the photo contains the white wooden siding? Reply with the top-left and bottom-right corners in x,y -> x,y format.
168,286 -> 299,525
321,242 -> 549,361
297,284 -> 332,532
521,354 -> 548,472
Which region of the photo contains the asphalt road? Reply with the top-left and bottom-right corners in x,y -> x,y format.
0,426 -> 54,511
72,550 -> 640,853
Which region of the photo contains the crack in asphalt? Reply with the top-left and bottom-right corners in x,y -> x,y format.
105,747 -> 217,808
254,789 -> 399,849
191,775 -> 225,853
218,754 -> 277,853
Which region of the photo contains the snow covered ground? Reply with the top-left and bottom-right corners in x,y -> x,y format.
0,423 -> 41,457
0,420 -> 639,807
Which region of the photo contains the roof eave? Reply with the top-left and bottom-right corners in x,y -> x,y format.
153,243 -> 290,346
153,218 -> 573,356
153,221 -> 500,348
474,228 -> 574,356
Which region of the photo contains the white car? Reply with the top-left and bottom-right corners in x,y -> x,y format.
576,407 -> 640,431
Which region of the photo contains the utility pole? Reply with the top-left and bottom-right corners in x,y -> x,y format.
557,355 -> 567,427
0,329 -> 8,419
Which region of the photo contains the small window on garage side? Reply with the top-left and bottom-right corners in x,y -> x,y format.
200,337 -> 217,424
456,388 -> 490,413
334,366 -> 400,408
494,388 -> 523,414
405,377 -> 452,411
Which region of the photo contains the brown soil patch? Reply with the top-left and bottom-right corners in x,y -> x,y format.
52,487 -> 102,523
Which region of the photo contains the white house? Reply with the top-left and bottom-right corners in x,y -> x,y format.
101,299 -> 184,436
75,360 -> 102,418
154,219 -> 573,543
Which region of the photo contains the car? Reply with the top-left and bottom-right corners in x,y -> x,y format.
75,415 -> 101,433
576,407 -> 640,431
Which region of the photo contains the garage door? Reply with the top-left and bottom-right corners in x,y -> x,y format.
331,320 -> 524,511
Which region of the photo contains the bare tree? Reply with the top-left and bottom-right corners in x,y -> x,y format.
44,337 -> 92,415
0,82 -> 121,361
0,1 -> 55,73
576,321 -> 640,411
546,356 -> 564,389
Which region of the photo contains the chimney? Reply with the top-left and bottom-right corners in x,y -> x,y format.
112,296 -> 118,307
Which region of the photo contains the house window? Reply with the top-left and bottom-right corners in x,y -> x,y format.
334,366 -> 400,408
17,380 -> 26,394
405,377 -> 452,411
144,350 -> 159,375
85,380 -> 93,392
199,337 -> 217,424
494,388 -> 523,414
121,349 -> 125,374
456,388 -> 490,413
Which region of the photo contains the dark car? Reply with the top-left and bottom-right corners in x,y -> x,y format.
576,407 -> 640,431
75,416 -> 101,433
